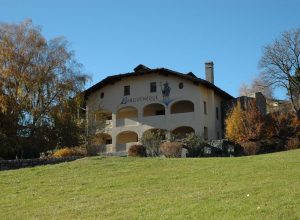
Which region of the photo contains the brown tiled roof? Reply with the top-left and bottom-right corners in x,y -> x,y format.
84,65 -> 233,99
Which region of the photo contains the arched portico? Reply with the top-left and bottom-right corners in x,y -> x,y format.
116,131 -> 139,151
143,103 -> 165,116
170,100 -> 194,114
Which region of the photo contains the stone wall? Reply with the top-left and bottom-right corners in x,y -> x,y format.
0,156 -> 82,171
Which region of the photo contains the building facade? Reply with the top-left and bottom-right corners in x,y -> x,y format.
84,62 -> 233,153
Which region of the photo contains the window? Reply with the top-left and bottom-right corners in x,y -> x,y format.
216,107 -> 219,120
124,85 -> 130,96
106,115 -> 112,120
106,139 -> 112,145
217,131 -> 220,139
179,82 -> 184,89
156,110 -> 165,115
204,101 -> 207,115
100,92 -> 104,99
204,126 -> 208,141
150,82 -> 156,93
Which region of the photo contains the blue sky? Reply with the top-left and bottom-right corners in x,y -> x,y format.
1,0 -> 300,98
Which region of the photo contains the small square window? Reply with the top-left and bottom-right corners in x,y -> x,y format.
100,92 -> 104,99
124,85 -> 130,96
150,82 -> 156,93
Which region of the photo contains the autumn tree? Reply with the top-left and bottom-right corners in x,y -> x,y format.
0,20 -> 89,159
225,101 -> 264,143
260,29 -> 300,117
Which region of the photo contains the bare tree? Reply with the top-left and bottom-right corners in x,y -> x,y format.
239,73 -> 274,99
260,29 -> 300,117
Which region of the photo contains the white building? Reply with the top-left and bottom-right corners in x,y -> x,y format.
84,62 -> 233,153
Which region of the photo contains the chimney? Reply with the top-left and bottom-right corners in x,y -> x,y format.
205,61 -> 214,84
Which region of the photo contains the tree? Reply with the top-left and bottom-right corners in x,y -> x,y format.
0,20 -> 89,158
239,73 -> 273,99
225,101 -> 264,143
260,29 -> 300,117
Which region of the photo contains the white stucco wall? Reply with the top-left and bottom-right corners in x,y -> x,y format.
86,72 -> 227,152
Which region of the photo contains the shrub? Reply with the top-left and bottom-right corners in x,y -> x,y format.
183,133 -> 206,157
140,129 -> 165,156
159,142 -> 182,158
285,137 -> 300,150
128,144 -> 147,157
86,144 -> 105,156
185,145 -> 204,157
258,138 -> 285,154
53,146 -> 86,158
265,112 -> 300,139
240,142 -> 260,155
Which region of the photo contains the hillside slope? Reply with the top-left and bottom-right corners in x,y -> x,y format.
1,150 -> 300,220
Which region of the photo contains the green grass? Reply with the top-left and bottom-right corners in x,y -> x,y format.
1,150 -> 300,220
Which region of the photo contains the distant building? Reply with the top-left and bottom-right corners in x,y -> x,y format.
84,62 -> 233,153
266,99 -> 292,114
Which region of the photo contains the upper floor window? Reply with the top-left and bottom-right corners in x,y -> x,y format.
150,82 -> 156,93
179,82 -> 184,89
100,92 -> 104,99
216,107 -> 219,120
124,85 -> 130,96
204,101 -> 207,115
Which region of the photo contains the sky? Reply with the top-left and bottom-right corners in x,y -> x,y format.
1,0 -> 300,98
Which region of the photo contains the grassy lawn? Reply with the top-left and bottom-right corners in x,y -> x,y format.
0,150 -> 300,220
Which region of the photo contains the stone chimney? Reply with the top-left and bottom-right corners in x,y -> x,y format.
205,61 -> 214,84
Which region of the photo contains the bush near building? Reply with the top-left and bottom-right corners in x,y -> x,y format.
159,142 -> 182,158
182,133 -> 208,157
128,144 -> 147,157
225,101 -> 300,155
140,129 -> 165,157
53,147 -> 86,158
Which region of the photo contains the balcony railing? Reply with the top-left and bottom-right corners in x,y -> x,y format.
116,118 -> 139,127
116,142 -> 140,152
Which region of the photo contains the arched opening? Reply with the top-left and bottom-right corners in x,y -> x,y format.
143,103 -> 165,117
91,133 -> 112,145
116,106 -> 138,119
89,133 -> 112,153
117,131 -> 138,144
172,126 -> 195,139
116,106 -> 138,127
171,100 -> 194,114
116,131 -> 139,151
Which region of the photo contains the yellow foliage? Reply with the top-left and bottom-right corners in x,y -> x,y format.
53,147 -> 86,158
225,102 -> 264,143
